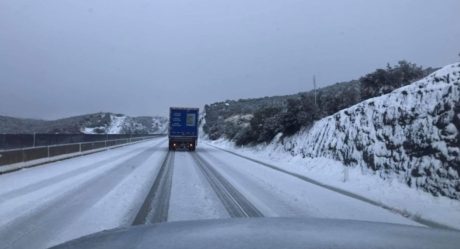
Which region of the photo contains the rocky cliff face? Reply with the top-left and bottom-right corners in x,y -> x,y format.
277,63 -> 460,199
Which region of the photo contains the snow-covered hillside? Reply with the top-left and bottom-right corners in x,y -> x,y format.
271,63 -> 460,199
0,113 -> 168,134
82,113 -> 168,135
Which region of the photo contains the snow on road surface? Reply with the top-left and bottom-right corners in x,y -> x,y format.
0,138 -> 167,249
168,152 -> 229,221
0,139 -> 440,249
208,139 -> 460,230
51,146 -> 168,246
198,144 -> 420,226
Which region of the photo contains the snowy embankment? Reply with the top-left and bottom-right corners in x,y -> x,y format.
285,63 -> 459,199
206,62 -> 460,229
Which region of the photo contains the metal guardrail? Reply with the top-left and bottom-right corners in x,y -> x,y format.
0,136 -> 161,167
0,134 -> 163,150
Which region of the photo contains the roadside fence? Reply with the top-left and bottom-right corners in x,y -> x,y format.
0,134 -> 164,168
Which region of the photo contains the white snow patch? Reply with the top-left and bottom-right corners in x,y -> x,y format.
81,126 -> 105,134
107,115 -> 126,134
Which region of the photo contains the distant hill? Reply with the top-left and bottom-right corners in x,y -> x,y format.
0,113 -> 168,134
203,61 -> 436,143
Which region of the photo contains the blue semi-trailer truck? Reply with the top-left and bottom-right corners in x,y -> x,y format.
168,107 -> 199,151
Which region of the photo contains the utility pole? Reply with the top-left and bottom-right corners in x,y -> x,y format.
313,75 -> 317,106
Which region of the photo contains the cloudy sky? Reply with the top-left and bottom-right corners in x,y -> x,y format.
1,0 -> 459,119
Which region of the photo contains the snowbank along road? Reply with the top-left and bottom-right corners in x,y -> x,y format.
0,138 -> 426,249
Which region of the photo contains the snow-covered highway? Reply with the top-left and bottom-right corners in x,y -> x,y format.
0,138 -> 423,249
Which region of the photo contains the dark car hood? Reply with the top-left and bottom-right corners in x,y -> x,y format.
50,217 -> 460,249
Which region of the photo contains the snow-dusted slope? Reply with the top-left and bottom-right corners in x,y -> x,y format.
151,116 -> 169,134
108,115 -> 127,134
276,63 -> 460,199
0,113 -> 168,134
82,114 -> 168,135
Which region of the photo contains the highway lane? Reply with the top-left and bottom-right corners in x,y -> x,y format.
0,139 -> 168,249
167,151 -> 229,222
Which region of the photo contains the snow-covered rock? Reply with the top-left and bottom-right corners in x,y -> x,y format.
276,63 -> 460,199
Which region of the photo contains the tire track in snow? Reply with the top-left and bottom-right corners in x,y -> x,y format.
191,152 -> 263,218
132,151 -> 175,225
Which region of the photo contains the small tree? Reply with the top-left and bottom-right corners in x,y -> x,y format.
360,60 -> 426,100
249,107 -> 282,143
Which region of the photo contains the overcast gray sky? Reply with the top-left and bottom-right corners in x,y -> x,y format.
1,0 -> 459,119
